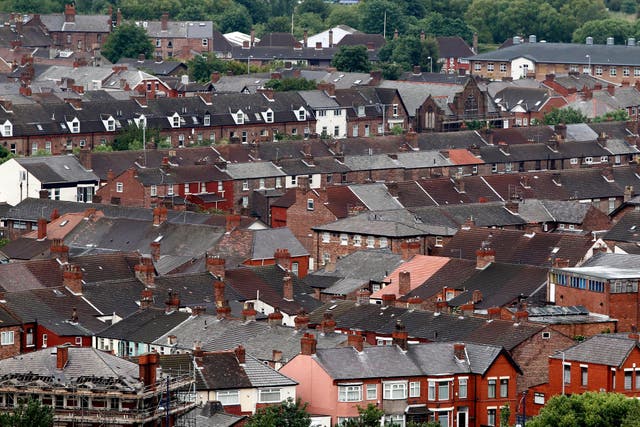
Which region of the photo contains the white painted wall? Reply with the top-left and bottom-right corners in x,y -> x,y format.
511,57 -> 535,80
251,299 -> 296,326
315,109 -> 347,139
197,386 -> 296,413
0,159 -> 41,205
285,173 -> 322,189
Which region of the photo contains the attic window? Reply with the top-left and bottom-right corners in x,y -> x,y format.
59,220 -> 69,227
154,235 -> 164,242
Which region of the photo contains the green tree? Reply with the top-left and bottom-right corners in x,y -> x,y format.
378,35 -> 438,71
338,403 -> 384,426
112,124 -> 160,151
265,77 -> 317,91
417,12 -> 475,43
572,18 -> 634,44
594,109 -> 630,122
264,16 -> 292,33
465,0 -> 510,43
188,54 -> 229,82
543,107 -> 587,125
101,23 -> 154,63
326,5 -> 362,29
380,63 -> 403,80
0,399 -> 54,426
527,392 -> 640,427
500,404 -> 511,427
236,0 -> 271,25
245,397 -> 310,427
359,0 -> 407,36
217,4 -> 253,33
294,13 -> 325,38
332,45 -> 371,72
0,145 -> 13,164
297,0 -> 330,20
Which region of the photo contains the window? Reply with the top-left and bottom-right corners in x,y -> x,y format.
570,158 -> 578,165
393,104 -> 399,117
438,381 -> 449,400
383,381 -> 407,400
581,367 -> 588,387
487,408 -> 496,426
318,110 -> 327,117
42,334 -> 47,348
334,126 -> 340,137
338,385 -> 362,402
241,131 -> 248,143
291,128 -> 297,135
275,177 -> 282,188
353,235 -> 362,246
202,38 -> 208,47
45,141 -> 51,153
564,364 -> 571,385
428,382 -> 436,400
435,236 -> 443,247
500,378 -> 508,397
584,156 -> 593,164
387,414 -> 405,426
595,66 -> 603,76
258,388 -> 281,403
322,232 -> 330,243
116,182 -> 123,193
0,331 -> 13,345
167,185 -> 174,196
352,125 -> 358,137
236,112 -> 244,124
259,178 -> 265,189
298,109 -> 306,120
307,198 -> 315,210
624,67 -> 630,77
487,63 -> 494,72
291,175 -> 297,186
106,119 -> 115,131
635,67 -> 640,77
215,389 -> 239,405
500,63 -> 507,72
26,328 -> 34,347
459,378 -> 468,398
367,236 -> 375,248
601,155 -> 609,163
75,336 -> 82,345
610,67 -> 617,76
364,124 -> 370,137
156,38 -> 161,47
334,109 -> 342,116
635,370 -> 640,389
488,379 -> 496,398
379,237 -> 388,248
242,180 -> 249,191
291,262 -> 299,276
366,384 -> 377,400
474,63 -> 481,71
340,234 -> 348,245
242,196 -> 249,208
492,164 -> 498,173
569,64 -> 579,72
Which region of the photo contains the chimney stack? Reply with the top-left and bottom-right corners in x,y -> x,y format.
356,288 -> 371,305
214,280 -> 225,307
56,345 -> 69,370
392,319 -> 408,351
152,206 -> 168,226
161,12 -> 169,31
150,241 -> 161,262
268,308 -> 284,326
303,29 -> 308,47
475,246 -> 495,269
328,29 -> 334,48
400,240 -> 421,260
164,290 -> 180,313
453,343 -> 466,361
382,294 -> 396,307
140,289 -> 154,309
138,352 -> 159,388
294,310 -> 310,330
225,213 -> 241,232
625,185 -> 634,202
216,300 -> 231,320
37,217 -> 47,240
206,254 -> 225,279
487,307 -> 501,320
275,248 -> 292,272
51,238 -> 69,263
235,345 -> 246,364
405,129 -> 418,150
63,264 -> 83,295
407,296 -> 423,310
242,302 -> 257,322
348,333 -> 364,352
283,272 -> 293,301
514,310 -> 529,323
319,312 -> 336,334
398,271 -> 411,296
134,256 -> 155,286
64,3 -> 76,23
300,332 -> 317,355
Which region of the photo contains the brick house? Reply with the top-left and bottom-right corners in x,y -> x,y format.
437,36 -> 475,75
493,86 -> 567,127
142,13 -> 214,60
548,253 -> 640,332
281,331 -> 522,427
334,87 -> 409,137
39,4 -> 111,54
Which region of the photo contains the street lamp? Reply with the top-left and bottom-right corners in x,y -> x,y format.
247,55 -> 253,74
428,56 -> 433,73
585,54 -> 591,75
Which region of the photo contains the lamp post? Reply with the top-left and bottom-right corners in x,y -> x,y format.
247,55 -> 253,74
585,54 -> 591,75
428,56 -> 433,73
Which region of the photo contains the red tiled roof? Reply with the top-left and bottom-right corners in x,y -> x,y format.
325,186 -> 362,218
371,255 -> 450,299
447,149 -> 484,165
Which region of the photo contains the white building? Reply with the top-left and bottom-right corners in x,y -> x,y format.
299,90 -> 347,139
0,155 -> 98,205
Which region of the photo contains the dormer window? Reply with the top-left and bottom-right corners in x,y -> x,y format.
67,117 -> 80,134
102,116 -> 116,132
297,108 -> 306,121
204,114 -> 211,126
235,110 -> 244,125
264,109 -> 274,123
1,120 -> 12,137
357,106 -> 365,117
135,114 -> 146,129
169,113 -> 180,128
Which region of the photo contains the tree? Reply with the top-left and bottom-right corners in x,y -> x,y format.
543,107 -> 587,125
112,124 -> 160,151
378,35 -> 438,71
188,54 -> 230,82
572,18 -> 634,44
0,399 -> 54,426
217,4 -> 253,33
417,12 -> 475,43
245,398 -> 311,427
359,0 -> 407,36
527,392 -> 640,427
326,5 -> 362,29
101,23 -> 154,63
338,403 -> 384,426
265,77 -> 317,91
263,16 -> 292,34
332,45 -> 371,72
594,109 -> 630,122
297,0 -> 330,20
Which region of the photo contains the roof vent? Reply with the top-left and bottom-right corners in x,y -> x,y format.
529,35 -> 536,43
513,36 -> 521,45
586,37 -> 593,45
607,37 -> 614,45
629,38 -> 636,47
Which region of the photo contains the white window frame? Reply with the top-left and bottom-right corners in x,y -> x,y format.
383,381 -> 407,400
438,381 -> 449,401
409,381 -> 420,398
338,384 -> 362,402
217,390 -> 239,405
322,232 -> 330,243
116,182 -> 123,193
353,234 -> 362,246
570,158 -> 578,165
379,237 -> 388,248
366,384 -> 377,400
242,180 -> 249,191
366,236 -> 375,248
307,198 -> 315,211
487,63 -> 494,72
0,331 -> 13,345
459,377 -> 468,398
258,388 -> 281,403
340,233 -> 348,245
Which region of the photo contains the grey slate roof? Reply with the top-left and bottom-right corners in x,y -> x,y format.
299,90 -> 340,108
251,228 -> 308,259
468,42 -> 640,67
15,156 -> 98,185
348,183 -> 404,210
604,211 -> 640,243
97,308 -> 191,342
40,13 -> 111,33
517,199 -> 591,224
225,162 -> 286,179
550,334 -> 638,367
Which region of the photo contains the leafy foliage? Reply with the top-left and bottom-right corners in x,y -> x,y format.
245,398 -> 311,427
526,392 -> 640,427
359,0 -> 406,35
101,23 -> 154,64
378,35 -> 438,72
0,399 -> 54,427
543,107 -> 588,125
337,403 -> 384,426
112,124 -> 161,151
265,77 -> 317,91
593,109 -> 630,122
572,18 -> 635,44
332,45 -> 371,72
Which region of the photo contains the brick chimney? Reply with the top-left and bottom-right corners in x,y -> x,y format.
225,213 -> 241,232
602,165 -> 614,182
216,300 -> 231,320
369,70 -> 382,86
242,302 -> 257,322
345,333 -> 362,352
214,280 -> 225,307
235,345 -> 246,364
206,254 -> 225,279
460,303 -> 474,316
210,71 -> 221,83
140,289 -> 154,309
165,290 -> 180,313
453,343 -> 466,361
275,248 -> 292,271
356,288 -> 371,305
152,206 -> 168,226
70,307 -> 78,323
435,300 -> 448,314
63,264 -> 83,295
161,12 -> 169,31
300,332 -> 317,355
392,320 -> 408,351
407,296 -> 423,310
51,238 -> 69,263
554,123 -> 567,141
398,271 -> 411,296
56,345 -> 69,370
472,289 -> 483,304
294,310 -> 310,330
268,308 -> 284,326
552,257 -> 570,268
487,307 -> 501,320
283,272 -> 293,301
319,312 -> 336,334
405,129 -> 418,150
134,256 -> 155,286
191,306 -> 205,316
138,352 -> 159,388
476,246 -> 495,269
400,241 -> 421,260
64,3 -> 76,23
625,185 -> 634,202
629,325 -> 639,341
37,217 -> 47,240
317,82 -> 335,97
382,294 -> 396,307
150,241 -> 161,262
50,208 -> 60,221
303,29 -> 308,47
514,310 -> 529,323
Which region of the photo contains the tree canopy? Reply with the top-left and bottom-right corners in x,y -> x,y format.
527,392 -> 640,427
543,107 -> 587,125
244,398 -> 310,427
101,23 -> 154,64
332,45 -> 372,72
0,399 -> 54,427
264,77 -> 317,91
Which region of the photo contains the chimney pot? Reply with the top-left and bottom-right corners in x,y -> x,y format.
300,332 -> 317,355
207,254 -> 226,279
37,217 -> 47,240
268,308 -> 284,326
275,248 -> 292,272
392,319 -> 408,351
453,343 -> 466,360
294,310 -> 310,330
235,345 -> 246,364
56,345 -> 69,370
347,332 -> 364,352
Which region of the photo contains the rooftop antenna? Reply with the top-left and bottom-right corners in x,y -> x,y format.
383,11 -> 387,39
291,13 -> 294,35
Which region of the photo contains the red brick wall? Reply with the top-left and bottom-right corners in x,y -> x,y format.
475,353 -> 520,426
282,189 -> 337,255
243,255 -> 309,278
0,326 -> 21,360
96,169 -> 145,206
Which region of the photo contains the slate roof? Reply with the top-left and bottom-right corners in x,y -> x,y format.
97,308 -> 190,341
198,352 -> 296,389
299,90 -> 340,108
312,342 -> 510,380
404,258 -> 478,300
225,162 -> 286,179
252,228 -> 308,259
469,42 -> 640,67
15,156 -> 98,185
410,202 -> 526,228
494,87 -> 551,112
0,238 -> 50,261
604,210 -> 640,242
337,33 -> 386,49
437,37 -> 474,58
40,13 -> 111,33
348,183 -> 404,210
517,199 -> 592,224
550,334 -> 638,367
554,253 -> 640,280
